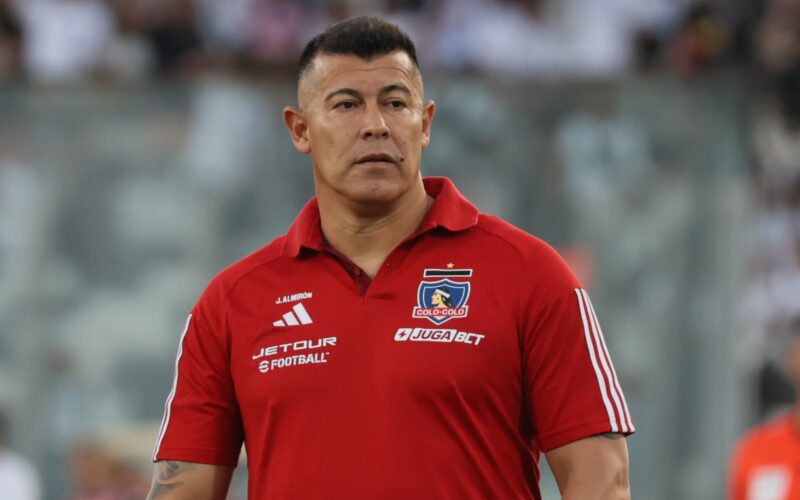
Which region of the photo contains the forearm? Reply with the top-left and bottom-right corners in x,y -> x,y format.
559,464 -> 631,500
146,460 -> 234,500
546,433 -> 631,500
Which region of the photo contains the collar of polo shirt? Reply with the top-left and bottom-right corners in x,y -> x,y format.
281,176 -> 480,258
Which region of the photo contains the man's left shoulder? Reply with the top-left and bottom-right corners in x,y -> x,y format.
473,214 -> 563,263
470,214 -> 578,292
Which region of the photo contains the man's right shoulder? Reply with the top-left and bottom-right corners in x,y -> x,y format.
198,234 -> 289,303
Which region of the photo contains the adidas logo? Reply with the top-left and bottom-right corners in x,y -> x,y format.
273,302 -> 313,327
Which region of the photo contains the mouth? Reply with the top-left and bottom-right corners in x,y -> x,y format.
355,153 -> 397,165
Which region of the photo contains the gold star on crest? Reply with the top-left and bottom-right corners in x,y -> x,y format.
447,262 -> 454,269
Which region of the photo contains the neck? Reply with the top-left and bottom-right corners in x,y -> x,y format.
317,179 -> 432,278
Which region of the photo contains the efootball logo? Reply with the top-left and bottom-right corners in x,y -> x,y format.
412,268 -> 472,325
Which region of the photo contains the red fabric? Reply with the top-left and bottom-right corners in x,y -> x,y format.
154,176 -> 634,499
729,413 -> 800,500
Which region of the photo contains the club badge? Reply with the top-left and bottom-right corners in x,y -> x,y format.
412,268 -> 473,325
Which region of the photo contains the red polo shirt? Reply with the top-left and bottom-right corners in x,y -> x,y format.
153,176 -> 634,499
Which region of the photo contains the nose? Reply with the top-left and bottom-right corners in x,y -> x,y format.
361,104 -> 390,140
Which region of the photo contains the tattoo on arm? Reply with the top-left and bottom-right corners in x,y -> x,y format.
147,461 -> 195,499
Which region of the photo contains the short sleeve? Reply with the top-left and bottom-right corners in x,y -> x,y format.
152,290 -> 244,465
521,244 -> 634,452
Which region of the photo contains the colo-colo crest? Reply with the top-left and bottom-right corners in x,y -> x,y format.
412,268 -> 473,325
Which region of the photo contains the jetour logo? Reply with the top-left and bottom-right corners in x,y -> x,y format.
412,268 -> 472,325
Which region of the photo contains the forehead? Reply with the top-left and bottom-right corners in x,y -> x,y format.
304,51 -> 420,99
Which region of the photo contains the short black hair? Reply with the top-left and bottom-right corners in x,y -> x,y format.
298,16 -> 419,79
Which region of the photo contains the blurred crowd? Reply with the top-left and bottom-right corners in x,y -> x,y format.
2,407 -> 152,500
0,0 -> 781,83
744,0 -> 800,417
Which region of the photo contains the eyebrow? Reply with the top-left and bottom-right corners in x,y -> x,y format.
324,84 -> 413,102
324,88 -> 360,102
381,84 -> 412,96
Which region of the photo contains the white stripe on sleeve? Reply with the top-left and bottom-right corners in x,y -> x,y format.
581,289 -> 628,433
152,314 -> 192,462
583,292 -> 634,431
574,289 -> 619,433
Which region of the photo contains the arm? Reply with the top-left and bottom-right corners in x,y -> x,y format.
545,433 -> 630,500
146,460 -> 234,500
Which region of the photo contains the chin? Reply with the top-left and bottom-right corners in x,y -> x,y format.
346,179 -> 406,205
340,167 -> 417,204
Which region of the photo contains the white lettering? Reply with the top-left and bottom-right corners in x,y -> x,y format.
412,306 -> 469,319
394,328 -> 485,347
269,352 -> 329,371
251,337 -> 336,360
395,328 -> 412,341
275,292 -> 314,305
252,337 -> 335,374
431,330 -> 453,341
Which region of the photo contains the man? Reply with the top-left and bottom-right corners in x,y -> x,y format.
148,16 -> 634,500
728,322 -> 800,500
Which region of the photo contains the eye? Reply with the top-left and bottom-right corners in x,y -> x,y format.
388,100 -> 405,109
334,101 -> 356,110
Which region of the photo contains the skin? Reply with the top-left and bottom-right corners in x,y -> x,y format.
283,51 -> 436,277
546,433 -> 631,499
149,48 -> 631,499
145,461 -> 232,500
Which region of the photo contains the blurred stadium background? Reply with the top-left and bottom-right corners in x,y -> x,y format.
0,0 -> 797,498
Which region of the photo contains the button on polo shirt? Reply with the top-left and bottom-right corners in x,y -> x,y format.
154,176 -> 634,500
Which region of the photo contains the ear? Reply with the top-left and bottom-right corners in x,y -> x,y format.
420,100 -> 436,150
283,106 -> 311,154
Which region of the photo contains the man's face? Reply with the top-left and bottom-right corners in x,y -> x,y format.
285,51 -> 435,206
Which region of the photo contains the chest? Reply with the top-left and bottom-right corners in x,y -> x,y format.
227,255 -> 523,410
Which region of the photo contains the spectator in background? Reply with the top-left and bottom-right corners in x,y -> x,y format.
754,0 -> 800,131
665,2 -> 737,74
433,0 -> 678,79
743,0 -> 800,411
729,319 -> 800,500
16,0 -> 114,83
67,442 -> 148,500
0,0 -> 22,79
247,0 -> 310,68
100,0 -> 154,81
144,0 -> 205,77
0,410 -> 41,500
